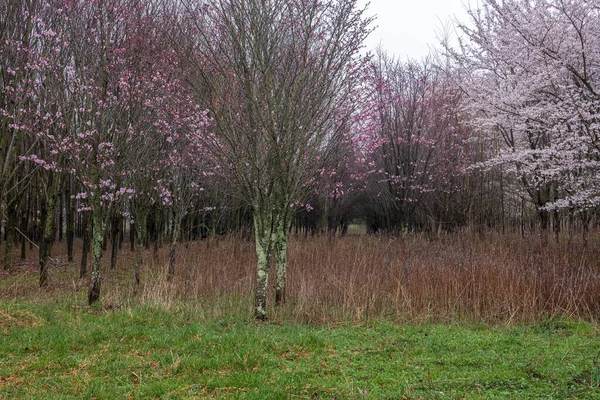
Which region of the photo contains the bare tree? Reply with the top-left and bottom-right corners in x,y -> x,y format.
177,0 -> 372,319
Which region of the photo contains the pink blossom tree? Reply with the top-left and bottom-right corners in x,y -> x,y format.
139,61 -> 213,282
361,51 -> 470,232
18,0 -> 192,302
0,0 -> 62,271
1,0 -> 83,278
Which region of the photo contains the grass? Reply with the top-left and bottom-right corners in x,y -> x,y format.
1,231 -> 600,398
1,301 -> 599,399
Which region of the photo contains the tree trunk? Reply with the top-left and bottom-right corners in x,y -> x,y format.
582,211 -> 590,249
273,220 -> 288,306
253,211 -> 272,321
130,220 -> 135,251
102,229 -> 108,251
567,208 -> 574,248
119,218 -> 124,250
3,198 -> 16,270
39,224 -> 53,288
110,212 -> 121,270
134,211 -> 147,295
167,212 -> 182,282
539,209 -> 549,231
20,210 -> 27,260
17,189 -> 28,260
66,175 -> 75,262
80,211 -> 91,278
553,210 -> 560,244
39,173 -> 60,287
152,211 -> 160,259
31,192 -> 40,247
58,189 -> 64,242
88,202 -> 104,305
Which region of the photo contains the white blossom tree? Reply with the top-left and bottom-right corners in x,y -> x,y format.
449,0 -> 600,229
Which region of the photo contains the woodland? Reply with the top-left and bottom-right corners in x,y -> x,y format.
1,0 -> 600,324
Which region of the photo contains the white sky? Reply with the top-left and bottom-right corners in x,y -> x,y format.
358,0 -> 472,60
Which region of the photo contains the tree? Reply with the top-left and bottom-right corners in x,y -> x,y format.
22,0 -> 183,302
178,0 -> 372,319
361,51 -> 469,232
138,59 -> 212,282
1,0 -> 53,270
449,0 -> 600,230
2,0 -> 76,279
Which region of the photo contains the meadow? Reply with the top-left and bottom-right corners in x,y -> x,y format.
1,231 -> 600,398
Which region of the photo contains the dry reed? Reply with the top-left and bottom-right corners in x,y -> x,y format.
2,230 -> 599,324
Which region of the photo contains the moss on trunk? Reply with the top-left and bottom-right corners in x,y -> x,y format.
253,210 -> 272,321
273,220 -> 288,306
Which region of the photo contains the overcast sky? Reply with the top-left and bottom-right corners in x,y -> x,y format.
358,0 -> 472,60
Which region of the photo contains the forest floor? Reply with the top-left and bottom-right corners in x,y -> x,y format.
1,233 -> 600,398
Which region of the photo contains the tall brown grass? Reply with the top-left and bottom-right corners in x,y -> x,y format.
2,230 -> 599,324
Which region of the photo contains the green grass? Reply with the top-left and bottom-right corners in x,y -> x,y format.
1,300 -> 599,399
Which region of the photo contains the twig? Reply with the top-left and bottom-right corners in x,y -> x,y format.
14,227 -> 39,249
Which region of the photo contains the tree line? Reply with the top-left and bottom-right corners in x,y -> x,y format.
2,0 -> 598,318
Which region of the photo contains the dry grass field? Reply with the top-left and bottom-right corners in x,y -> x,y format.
2,230 -> 599,324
